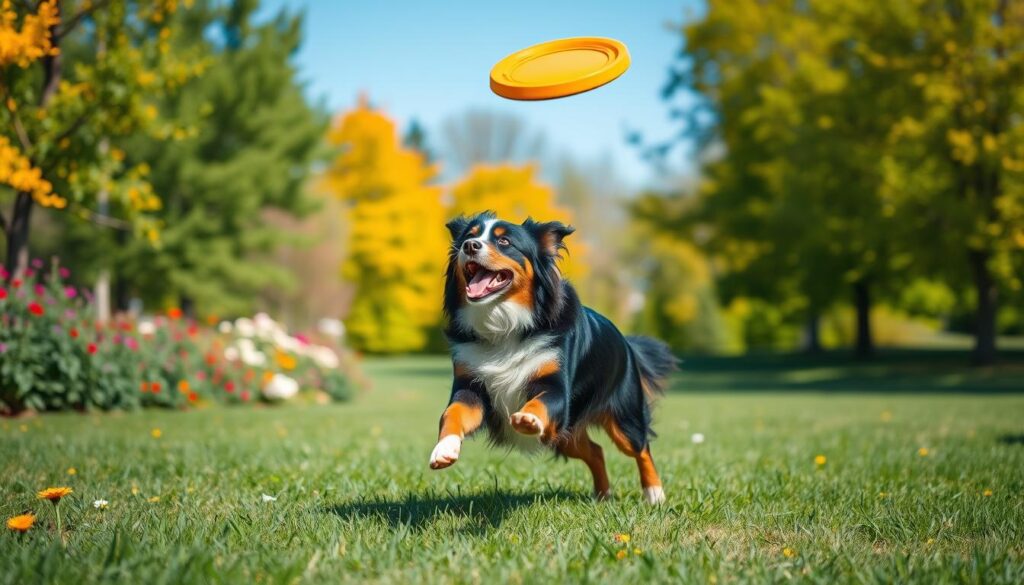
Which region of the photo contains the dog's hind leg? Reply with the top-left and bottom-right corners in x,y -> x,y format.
601,416 -> 665,504
559,430 -> 611,501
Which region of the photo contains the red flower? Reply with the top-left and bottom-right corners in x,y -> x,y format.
140,382 -> 148,393
187,392 -> 198,403
151,382 -> 162,394
167,307 -> 183,320
12,278 -> 22,289
224,381 -> 235,393
69,327 -> 79,339
28,302 -> 44,316
187,324 -> 198,337
0,288 -> 7,300
240,390 -> 250,402
87,343 -> 98,355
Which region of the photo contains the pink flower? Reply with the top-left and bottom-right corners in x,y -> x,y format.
126,337 -> 139,351
59,267 -> 70,279
64,286 -> 76,299
33,284 -> 45,296
30,258 -> 43,269
295,333 -> 310,345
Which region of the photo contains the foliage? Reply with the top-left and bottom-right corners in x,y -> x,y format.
629,193 -> 727,353
662,0 -> 1024,362
323,98 -> 448,353
1,355 -> 1023,583
1,0 -> 206,272
0,260 -> 353,415
99,0 -> 325,316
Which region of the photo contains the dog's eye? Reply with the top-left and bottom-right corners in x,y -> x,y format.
497,237 -> 510,247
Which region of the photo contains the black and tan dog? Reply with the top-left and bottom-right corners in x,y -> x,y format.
428,212 -> 677,504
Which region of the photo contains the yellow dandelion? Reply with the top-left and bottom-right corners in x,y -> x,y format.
782,547 -> 796,558
983,489 -> 993,497
633,548 -> 642,555
880,411 -> 893,422
151,428 -> 162,439
6,513 -> 35,533
878,491 -> 888,498
131,485 -> 140,495
147,496 -> 160,503
19,424 -> 28,433
614,533 -> 631,544
814,455 -> 827,466
67,467 -> 77,476
926,538 -> 935,546
37,487 -> 73,502
615,549 -> 628,560
918,447 -> 929,457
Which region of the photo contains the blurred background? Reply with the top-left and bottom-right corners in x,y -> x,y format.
2,0 -> 1023,415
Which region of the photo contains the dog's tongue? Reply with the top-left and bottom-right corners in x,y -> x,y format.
467,269 -> 497,299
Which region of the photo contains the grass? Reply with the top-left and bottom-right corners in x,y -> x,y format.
2,351 -> 1023,584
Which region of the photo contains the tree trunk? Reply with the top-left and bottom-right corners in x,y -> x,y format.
969,250 -> 998,366
853,279 -> 874,359
803,312 -> 822,354
4,192 -> 34,278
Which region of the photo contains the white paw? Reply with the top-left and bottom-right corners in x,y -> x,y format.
429,435 -> 462,470
509,412 -> 543,435
643,486 -> 665,504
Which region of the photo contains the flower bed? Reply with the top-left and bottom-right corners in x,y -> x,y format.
0,261 -> 357,415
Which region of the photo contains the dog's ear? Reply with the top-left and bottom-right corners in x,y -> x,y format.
445,216 -> 470,241
524,218 -> 575,257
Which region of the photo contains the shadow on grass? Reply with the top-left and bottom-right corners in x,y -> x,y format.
671,349 -> 1024,394
324,488 -> 584,533
997,434 -> 1024,446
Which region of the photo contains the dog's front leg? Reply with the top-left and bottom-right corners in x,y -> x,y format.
510,362 -> 566,443
429,380 -> 486,470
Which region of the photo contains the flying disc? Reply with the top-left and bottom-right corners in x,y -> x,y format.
490,37 -> 630,100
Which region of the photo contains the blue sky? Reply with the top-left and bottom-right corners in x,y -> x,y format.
260,0 -> 701,188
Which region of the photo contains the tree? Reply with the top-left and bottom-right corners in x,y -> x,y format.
875,0 -> 1024,365
95,0 -> 325,317
1,0 -> 198,278
662,0 -> 929,358
449,162 -> 587,281
440,109 -> 546,176
323,98 -> 447,353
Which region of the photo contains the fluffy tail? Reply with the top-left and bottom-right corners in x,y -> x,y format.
627,335 -> 679,396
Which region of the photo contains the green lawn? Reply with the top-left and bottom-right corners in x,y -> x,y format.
2,352 -> 1023,584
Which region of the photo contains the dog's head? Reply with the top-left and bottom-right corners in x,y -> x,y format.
443,211 -> 574,338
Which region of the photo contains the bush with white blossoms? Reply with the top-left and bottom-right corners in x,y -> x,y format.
216,313 -> 351,402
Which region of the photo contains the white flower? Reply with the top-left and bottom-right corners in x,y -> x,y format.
224,346 -> 240,362
309,345 -> 339,370
261,493 -> 277,502
237,338 -> 266,366
218,320 -> 233,334
691,433 -> 705,444
253,313 -> 280,339
93,499 -> 109,509
234,318 -> 255,338
137,320 -> 156,336
263,373 -> 299,401
317,318 -> 345,339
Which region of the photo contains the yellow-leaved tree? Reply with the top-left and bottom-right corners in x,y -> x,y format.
323,98 -> 447,353
449,163 -> 587,280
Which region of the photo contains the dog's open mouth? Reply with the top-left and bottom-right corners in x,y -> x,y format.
465,261 -> 513,301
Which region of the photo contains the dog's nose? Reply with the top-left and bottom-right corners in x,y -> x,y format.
462,240 -> 482,255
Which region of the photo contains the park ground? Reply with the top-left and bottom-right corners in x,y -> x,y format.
2,351 -> 1023,584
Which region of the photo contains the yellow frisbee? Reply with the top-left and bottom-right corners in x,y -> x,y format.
490,37 -> 630,100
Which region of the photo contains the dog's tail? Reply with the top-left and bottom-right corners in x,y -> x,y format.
626,335 -> 679,398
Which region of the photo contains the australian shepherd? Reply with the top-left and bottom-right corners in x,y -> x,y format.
428,212 -> 677,504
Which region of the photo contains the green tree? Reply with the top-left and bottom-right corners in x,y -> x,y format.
57,0 -> 325,316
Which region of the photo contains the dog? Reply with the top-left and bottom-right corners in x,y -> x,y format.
428,211 -> 677,504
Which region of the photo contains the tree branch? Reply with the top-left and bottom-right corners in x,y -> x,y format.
0,84 -> 34,153
56,0 -> 112,39
73,205 -> 133,230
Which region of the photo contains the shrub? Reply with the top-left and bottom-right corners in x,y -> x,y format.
0,260 -> 356,415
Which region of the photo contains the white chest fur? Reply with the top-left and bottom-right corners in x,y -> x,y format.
451,334 -> 559,453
